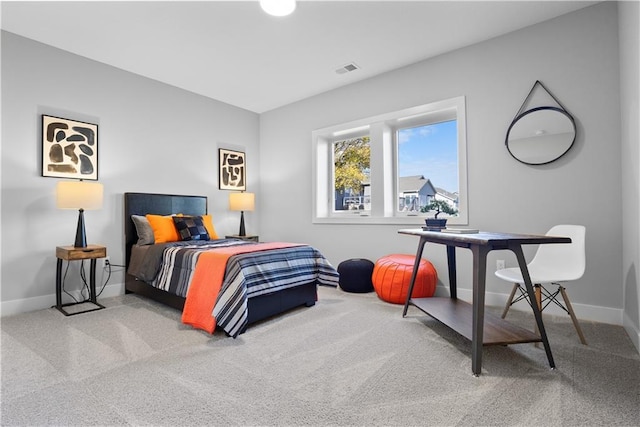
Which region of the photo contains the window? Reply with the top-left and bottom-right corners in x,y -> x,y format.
312,96 -> 467,225
397,120 -> 458,215
333,136 -> 371,213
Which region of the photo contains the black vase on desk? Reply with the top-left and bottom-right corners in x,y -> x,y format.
424,218 -> 447,231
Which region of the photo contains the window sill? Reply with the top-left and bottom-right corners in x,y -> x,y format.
312,216 -> 468,226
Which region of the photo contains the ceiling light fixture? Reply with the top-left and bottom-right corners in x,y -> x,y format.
260,0 -> 296,17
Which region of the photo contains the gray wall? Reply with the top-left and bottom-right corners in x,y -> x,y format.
1,32 -> 260,313
259,2 -> 626,325
619,0 -> 640,351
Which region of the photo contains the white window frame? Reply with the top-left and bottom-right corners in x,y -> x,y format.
330,132 -> 371,214
312,96 -> 468,225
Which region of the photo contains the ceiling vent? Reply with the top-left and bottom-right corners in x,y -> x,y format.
335,62 -> 360,75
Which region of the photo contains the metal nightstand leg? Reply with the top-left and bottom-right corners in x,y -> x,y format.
54,258 -> 105,316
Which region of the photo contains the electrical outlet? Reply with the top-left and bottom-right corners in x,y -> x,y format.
496,259 -> 505,270
104,256 -> 110,266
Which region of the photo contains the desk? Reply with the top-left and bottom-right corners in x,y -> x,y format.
398,229 -> 571,376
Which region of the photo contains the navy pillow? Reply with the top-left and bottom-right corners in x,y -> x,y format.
172,216 -> 210,241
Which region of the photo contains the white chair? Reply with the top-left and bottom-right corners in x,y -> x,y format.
495,224 -> 587,345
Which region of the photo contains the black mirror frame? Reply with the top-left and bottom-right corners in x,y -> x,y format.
505,105 -> 577,166
506,81 -> 576,166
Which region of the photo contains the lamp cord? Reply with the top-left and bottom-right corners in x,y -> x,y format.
62,260 -> 91,303
97,262 -> 112,298
62,261 -> 82,303
62,259 -> 113,303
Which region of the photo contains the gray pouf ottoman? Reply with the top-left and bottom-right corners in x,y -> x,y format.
337,258 -> 375,293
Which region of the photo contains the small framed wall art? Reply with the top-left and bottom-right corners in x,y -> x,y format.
219,148 -> 246,191
42,115 -> 98,180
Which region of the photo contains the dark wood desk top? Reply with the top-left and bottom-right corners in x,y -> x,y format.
398,228 -> 571,248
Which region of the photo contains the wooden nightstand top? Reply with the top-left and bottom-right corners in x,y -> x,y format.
56,244 -> 107,261
226,235 -> 259,242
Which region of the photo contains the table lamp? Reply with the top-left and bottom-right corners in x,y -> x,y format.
229,192 -> 255,236
56,181 -> 104,248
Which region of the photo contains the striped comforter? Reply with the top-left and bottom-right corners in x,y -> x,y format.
151,240 -> 339,337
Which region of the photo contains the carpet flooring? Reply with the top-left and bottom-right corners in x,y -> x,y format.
1,286 -> 639,426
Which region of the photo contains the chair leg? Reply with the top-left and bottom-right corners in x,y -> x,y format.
533,285 -> 542,347
559,286 -> 588,345
535,285 -> 542,311
502,283 -> 519,319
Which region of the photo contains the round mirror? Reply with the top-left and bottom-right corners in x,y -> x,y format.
506,106 -> 576,165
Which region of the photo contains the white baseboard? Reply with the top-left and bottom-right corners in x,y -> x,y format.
0,282 -> 630,331
433,285 -> 624,325
623,312 -> 640,354
0,281 -> 125,317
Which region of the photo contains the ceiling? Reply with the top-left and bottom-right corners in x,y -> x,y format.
1,1 -> 598,113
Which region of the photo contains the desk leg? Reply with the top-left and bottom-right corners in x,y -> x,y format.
403,237 -> 428,317
446,245 -> 457,299
470,245 -> 489,376
510,244 -> 555,369
56,259 -> 63,308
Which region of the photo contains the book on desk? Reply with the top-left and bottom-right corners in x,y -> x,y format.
421,227 -> 479,234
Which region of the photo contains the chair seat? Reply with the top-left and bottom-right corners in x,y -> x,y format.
495,266 -> 580,284
495,267 -> 524,282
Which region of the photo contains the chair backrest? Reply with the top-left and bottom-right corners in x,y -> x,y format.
527,224 -> 586,282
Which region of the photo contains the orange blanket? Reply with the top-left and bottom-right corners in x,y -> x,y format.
181,242 -> 305,333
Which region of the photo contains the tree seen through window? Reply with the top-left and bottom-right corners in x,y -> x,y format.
333,136 -> 370,211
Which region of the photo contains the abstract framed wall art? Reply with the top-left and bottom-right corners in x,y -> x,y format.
219,148 -> 246,191
42,115 -> 98,180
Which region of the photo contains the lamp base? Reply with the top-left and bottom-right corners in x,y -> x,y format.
74,208 -> 87,248
238,211 -> 246,236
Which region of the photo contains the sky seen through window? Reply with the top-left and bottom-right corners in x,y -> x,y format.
397,120 -> 458,194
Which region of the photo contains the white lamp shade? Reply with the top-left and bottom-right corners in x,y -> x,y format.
56,181 -> 104,210
229,192 -> 255,212
260,0 -> 296,16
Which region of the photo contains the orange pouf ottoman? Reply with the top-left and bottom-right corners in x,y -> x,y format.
372,254 -> 437,304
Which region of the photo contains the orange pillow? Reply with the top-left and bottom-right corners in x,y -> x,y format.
145,214 -> 180,243
201,214 -> 218,239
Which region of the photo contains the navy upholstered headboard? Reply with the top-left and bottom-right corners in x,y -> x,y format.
124,192 -> 207,267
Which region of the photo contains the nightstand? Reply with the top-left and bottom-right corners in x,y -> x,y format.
226,234 -> 259,242
55,244 -> 106,316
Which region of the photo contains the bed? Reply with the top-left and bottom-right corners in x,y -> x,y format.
124,192 -> 338,337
